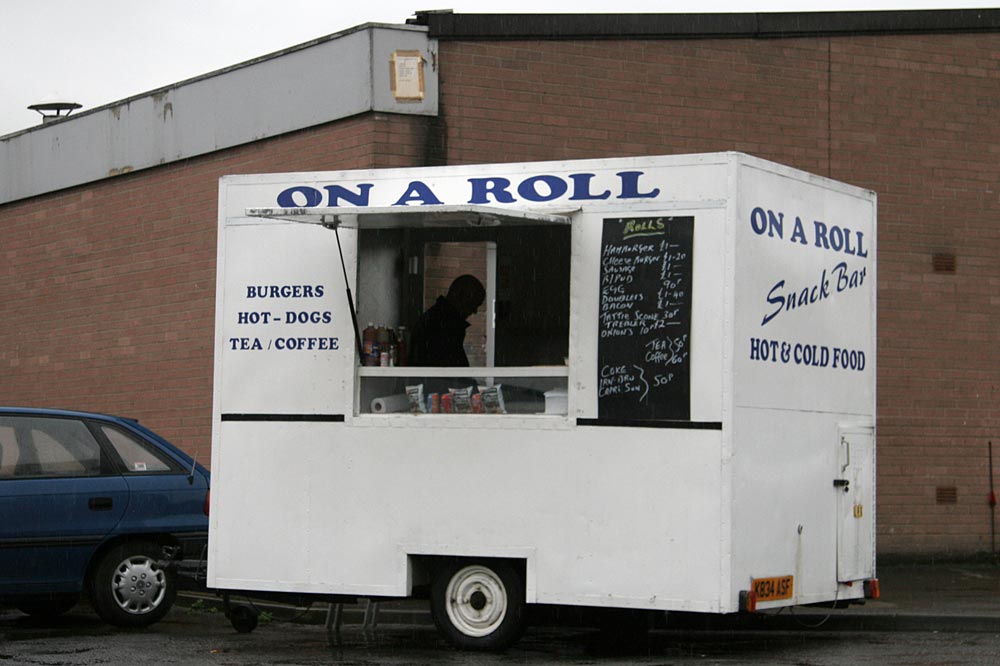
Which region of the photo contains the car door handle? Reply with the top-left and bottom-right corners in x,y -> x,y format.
88,497 -> 114,511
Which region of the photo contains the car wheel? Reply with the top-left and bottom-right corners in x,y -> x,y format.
430,560 -> 526,652
90,540 -> 176,627
17,594 -> 79,618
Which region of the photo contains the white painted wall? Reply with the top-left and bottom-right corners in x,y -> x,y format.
1,25 -> 437,204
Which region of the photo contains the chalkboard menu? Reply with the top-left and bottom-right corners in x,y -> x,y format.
598,216 -> 694,421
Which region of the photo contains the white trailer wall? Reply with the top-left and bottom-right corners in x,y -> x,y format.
730,160 -> 876,606
210,153 -> 875,615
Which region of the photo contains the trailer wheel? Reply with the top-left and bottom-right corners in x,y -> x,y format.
430,560 -> 525,652
228,604 -> 259,633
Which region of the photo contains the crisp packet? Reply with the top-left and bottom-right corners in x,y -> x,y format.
449,386 -> 474,414
479,385 -> 507,414
406,384 -> 426,414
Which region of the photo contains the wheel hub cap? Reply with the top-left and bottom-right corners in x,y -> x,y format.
111,555 -> 167,615
445,565 -> 508,637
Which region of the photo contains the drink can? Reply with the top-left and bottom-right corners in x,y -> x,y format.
471,393 -> 483,414
429,393 -> 440,414
441,392 -> 453,414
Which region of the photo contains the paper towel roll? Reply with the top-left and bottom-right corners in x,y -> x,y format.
371,393 -> 410,414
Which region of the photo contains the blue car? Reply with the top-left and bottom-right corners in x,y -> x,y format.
0,407 -> 210,627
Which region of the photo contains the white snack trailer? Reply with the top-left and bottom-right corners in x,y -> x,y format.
210,152 -> 877,650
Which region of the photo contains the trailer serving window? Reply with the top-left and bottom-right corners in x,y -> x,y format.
247,206 -> 573,417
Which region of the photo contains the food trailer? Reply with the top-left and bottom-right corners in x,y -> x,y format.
209,152 -> 877,650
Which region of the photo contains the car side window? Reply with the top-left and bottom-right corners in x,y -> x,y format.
0,424 -> 18,478
101,425 -> 178,474
0,417 -> 103,479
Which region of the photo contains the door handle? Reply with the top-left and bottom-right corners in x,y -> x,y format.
88,497 -> 113,511
833,479 -> 850,492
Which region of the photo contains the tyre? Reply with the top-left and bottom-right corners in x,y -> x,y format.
228,604 -> 259,633
89,540 -> 177,628
430,560 -> 526,652
17,594 -> 79,619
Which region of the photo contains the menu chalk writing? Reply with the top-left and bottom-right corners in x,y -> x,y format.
598,216 -> 693,421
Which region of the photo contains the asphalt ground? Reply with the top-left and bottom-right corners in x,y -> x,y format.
187,559 -> 1000,635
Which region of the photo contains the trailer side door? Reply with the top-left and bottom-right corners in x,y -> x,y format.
836,427 -> 875,582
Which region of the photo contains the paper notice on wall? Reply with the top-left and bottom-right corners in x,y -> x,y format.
391,50 -> 424,102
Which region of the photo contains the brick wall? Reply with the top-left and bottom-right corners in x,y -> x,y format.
0,114 -> 432,464
3,28 -> 998,555
834,34 -> 1000,555
430,34 -> 1000,555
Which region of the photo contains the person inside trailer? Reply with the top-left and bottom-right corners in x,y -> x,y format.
409,274 -> 485,368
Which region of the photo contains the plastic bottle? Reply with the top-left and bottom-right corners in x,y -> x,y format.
395,326 -> 408,366
387,327 -> 398,366
376,324 -> 391,367
362,323 -> 378,366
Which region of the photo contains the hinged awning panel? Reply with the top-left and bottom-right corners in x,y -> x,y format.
245,205 -> 573,228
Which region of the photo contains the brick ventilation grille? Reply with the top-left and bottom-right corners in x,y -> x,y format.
931,253 -> 957,273
935,486 -> 958,504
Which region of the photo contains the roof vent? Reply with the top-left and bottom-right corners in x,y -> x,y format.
27,97 -> 82,124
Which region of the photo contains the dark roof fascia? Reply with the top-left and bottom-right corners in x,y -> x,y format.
410,9 -> 1000,40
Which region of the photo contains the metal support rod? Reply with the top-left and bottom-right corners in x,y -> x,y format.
330,223 -> 364,361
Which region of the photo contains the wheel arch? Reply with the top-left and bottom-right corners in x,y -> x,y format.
408,555 -> 528,600
84,532 -> 181,589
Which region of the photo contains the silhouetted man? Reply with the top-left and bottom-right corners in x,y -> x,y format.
410,274 -> 486,367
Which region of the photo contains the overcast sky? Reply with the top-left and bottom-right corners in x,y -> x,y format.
2,0 -> 996,136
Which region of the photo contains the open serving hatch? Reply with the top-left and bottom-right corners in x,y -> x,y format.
246,205 -> 576,416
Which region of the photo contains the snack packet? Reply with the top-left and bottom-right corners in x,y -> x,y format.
449,386 -> 474,414
479,385 -> 507,414
405,384 -> 426,414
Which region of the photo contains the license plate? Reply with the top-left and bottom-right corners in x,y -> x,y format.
752,575 -> 794,601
